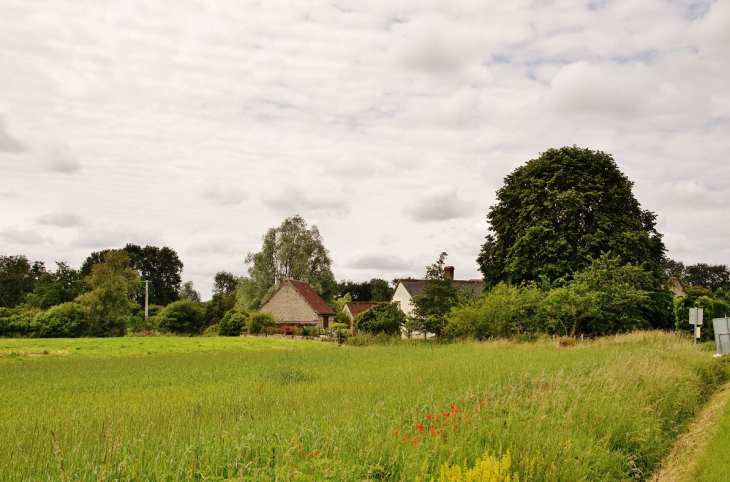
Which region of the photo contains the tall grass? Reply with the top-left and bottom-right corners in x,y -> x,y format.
0,332 -> 727,480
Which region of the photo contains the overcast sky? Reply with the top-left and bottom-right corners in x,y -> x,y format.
1,0 -> 728,300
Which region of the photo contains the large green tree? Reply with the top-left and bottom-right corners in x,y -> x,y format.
0,255 -> 46,308
236,215 -> 336,310
81,244 -> 183,306
25,262 -> 84,310
76,250 -> 141,337
477,146 -> 666,287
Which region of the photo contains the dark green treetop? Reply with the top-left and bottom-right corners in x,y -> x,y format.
477,146 -> 665,287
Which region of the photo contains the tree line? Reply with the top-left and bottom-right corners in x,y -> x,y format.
3,146 -> 727,341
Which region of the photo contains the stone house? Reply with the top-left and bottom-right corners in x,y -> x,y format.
258,279 -> 335,328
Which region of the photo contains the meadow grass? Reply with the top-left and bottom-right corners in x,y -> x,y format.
0,331 -> 727,481
690,388 -> 730,481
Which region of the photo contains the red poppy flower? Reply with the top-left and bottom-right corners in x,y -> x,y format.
412,438 -> 420,443
394,430 -> 399,435
427,415 -> 435,420
416,424 -> 423,430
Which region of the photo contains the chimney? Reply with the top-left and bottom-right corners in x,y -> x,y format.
444,266 -> 454,280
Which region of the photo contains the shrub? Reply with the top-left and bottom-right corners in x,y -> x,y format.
219,310 -> 248,336
247,312 -> 276,334
30,302 -> 88,338
447,283 -> 546,340
0,305 -> 40,337
345,332 -> 400,346
354,302 -> 404,336
157,300 -> 205,335
202,324 -> 219,337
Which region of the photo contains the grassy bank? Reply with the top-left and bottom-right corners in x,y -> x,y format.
0,332 -> 727,480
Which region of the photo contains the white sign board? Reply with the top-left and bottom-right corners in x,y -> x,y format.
713,317 -> 730,355
689,307 -> 704,326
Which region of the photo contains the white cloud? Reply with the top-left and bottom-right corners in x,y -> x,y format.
0,228 -> 51,246
0,0 -> 729,295
202,185 -> 248,206
405,188 -> 473,222
35,211 -> 85,227
39,139 -> 81,174
265,186 -> 350,217
0,118 -> 26,153
348,251 -> 414,271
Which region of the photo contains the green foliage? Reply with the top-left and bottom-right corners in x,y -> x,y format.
541,283 -> 599,337
81,244 -> 184,306
684,263 -> 730,292
247,311 -> 276,334
25,262 -> 84,310
0,255 -> 46,308
674,296 -> 716,342
0,305 -> 40,337
178,280 -> 201,302
157,300 -> 205,335
242,215 -> 336,310
204,292 -> 236,326
354,302 -> 404,336
75,250 -> 141,337
411,253 -> 460,337
335,279 -> 393,302
219,310 -> 248,336
213,271 -> 239,296
477,146 -> 665,287
202,324 -> 219,337
569,253 -> 653,335
30,302 -> 87,338
447,283 -> 546,340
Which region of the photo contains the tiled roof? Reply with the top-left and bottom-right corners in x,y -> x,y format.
289,280 -> 335,315
344,301 -> 381,317
396,279 -> 483,298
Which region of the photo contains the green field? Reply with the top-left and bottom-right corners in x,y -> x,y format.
1,332 -> 727,481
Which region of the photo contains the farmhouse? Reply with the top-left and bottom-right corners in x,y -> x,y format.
391,266 -> 483,316
258,279 -> 335,328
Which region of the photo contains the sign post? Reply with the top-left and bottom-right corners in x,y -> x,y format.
689,307 -> 704,352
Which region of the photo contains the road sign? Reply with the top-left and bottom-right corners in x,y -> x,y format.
689,307 -> 703,326
713,317 -> 730,355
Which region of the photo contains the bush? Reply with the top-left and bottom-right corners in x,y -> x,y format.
0,305 -> 39,337
219,310 -> 248,336
202,324 -> 219,337
158,300 -> 205,335
446,283 -> 545,340
354,303 -> 404,336
247,312 -> 276,334
30,302 -> 87,338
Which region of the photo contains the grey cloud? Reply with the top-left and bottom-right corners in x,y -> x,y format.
349,252 -> 413,271
69,227 -> 164,249
202,186 -> 248,206
0,119 -> 26,153
0,228 -> 50,245
265,186 -> 350,217
35,211 -> 85,227
40,141 -> 81,174
405,189 -> 473,222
